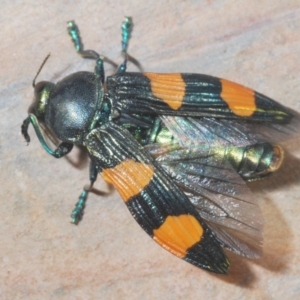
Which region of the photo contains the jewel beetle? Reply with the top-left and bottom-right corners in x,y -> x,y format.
21,17 -> 298,274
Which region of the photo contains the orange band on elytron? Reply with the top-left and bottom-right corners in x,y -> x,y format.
153,214 -> 204,258
221,78 -> 256,117
144,73 -> 185,110
101,159 -> 154,202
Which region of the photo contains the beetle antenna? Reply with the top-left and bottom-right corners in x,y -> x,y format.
32,53 -> 51,88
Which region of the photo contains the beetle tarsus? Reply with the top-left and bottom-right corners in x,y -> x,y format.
21,117 -> 31,144
117,17 -> 133,73
71,189 -> 88,225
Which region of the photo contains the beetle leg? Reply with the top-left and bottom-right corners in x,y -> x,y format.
67,21 -> 105,83
70,189 -> 88,225
117,17 -> 133,73
89,160 -> 99,184
21,116 -> 31,144
70,161 -> 98,224
22,114 -> 73,158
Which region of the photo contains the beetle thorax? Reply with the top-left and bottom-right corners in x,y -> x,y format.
45,71 -> 102,144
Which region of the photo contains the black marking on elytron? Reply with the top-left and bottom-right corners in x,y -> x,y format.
107,73 -> 292,122
125,174 -> 194,235
185,233 -> 229,274
253,91 -> 292,122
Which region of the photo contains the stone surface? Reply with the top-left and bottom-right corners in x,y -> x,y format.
1,1 -> 300,299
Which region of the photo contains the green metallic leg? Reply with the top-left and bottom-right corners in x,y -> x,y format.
70,189 -> 88,225
67,20 -> 105,83
68,17 -> 133,75
70,161 -> 99,224
117,17 -> 133,73
21,114 -> 73,158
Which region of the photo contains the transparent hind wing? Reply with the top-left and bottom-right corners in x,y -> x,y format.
161,115 -> 300,148
146,142 -> 264,258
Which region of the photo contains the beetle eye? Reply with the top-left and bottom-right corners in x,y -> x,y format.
28,81 -> 54,118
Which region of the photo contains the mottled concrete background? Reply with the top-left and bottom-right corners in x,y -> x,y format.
1,1 -> 300,299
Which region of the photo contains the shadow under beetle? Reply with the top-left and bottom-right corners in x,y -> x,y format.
22,17 -> 298,274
